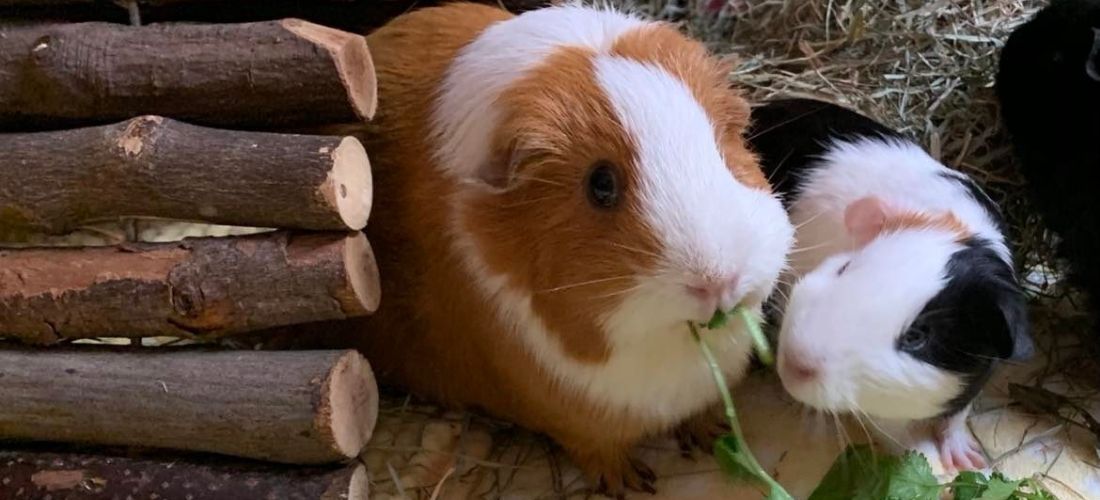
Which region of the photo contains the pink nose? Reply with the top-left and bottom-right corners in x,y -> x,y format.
685,275 -> 740,311
781,351 -> 821,382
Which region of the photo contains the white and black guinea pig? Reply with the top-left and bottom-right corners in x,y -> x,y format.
998,0 -> 1100,345
747,98 -> 1034,473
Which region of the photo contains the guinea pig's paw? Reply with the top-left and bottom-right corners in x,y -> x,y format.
936,427 -> 987,473
674,411 -> 730,459
601,456 -> 657,498
573,446 -> 657,498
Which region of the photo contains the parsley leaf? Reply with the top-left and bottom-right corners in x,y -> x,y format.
886,451 -> 941,500
952,470 -> 989,500
807,444 -> 880,500
975,473 -> 1023,500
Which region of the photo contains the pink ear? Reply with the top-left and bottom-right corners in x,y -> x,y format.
844,196 -> 890,248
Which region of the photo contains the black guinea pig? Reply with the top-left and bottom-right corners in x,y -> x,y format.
997,0 -> 1100,342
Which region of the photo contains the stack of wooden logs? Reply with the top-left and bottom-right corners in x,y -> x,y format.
0,2 -> 420,498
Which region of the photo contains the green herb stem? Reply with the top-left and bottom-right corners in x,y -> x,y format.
735,307 -> 774,366
691,322 -> 740,431
690,322 -> 792,500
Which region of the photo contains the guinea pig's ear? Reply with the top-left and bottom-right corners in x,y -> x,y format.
843,196 -> 891,248
476,138 -> 530,189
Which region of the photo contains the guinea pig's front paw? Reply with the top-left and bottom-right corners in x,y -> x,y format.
935,422 -> 987,473
674,410 -> 730,459
595,456 -> 657,498
569,444 -> 657,498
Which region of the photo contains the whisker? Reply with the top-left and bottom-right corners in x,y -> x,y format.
606,241 -> 661,260
536,275 -> 635,294
860,409 -> 905,451
793,208 -> 831,230
787,240 -> 834,255
851,409 -> 875,449
590,285 -> 643,300
511,174 -> 567,187
764,148 -> 796,185
502,196 -> 567,208
746,104 -> 829,142
771,286 -> 791,306
830,412 -> 848,452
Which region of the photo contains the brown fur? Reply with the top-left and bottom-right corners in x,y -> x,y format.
882,211 -> 971,241
341,2 -> 764,494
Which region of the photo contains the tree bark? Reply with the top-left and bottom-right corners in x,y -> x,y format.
0,347 -> 379,465
0,19 -> 376,130
0,447 -> 368,500
0,115 -> 372,234
0,231 -> 380,344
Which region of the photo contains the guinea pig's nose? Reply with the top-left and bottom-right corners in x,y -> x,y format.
685,275 -> 741,310
781,351 -> 821,383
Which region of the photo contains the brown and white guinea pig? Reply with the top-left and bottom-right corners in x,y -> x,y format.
356,1 -> 794,495
747,98 -> 1033,473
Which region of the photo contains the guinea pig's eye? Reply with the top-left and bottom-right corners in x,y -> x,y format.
899,324 -> 930,352
586,161 -> 620,209
836,261 -> 851,276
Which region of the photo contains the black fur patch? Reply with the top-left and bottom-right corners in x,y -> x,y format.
747,98 -> 906,206
898,238 -> 1033,417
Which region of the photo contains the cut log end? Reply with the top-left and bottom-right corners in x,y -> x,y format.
282,18 -> 378,120
346,464 -> 370,500
340,232 -> 381,315
323,350 -> 378,460
328,136 -> 372,230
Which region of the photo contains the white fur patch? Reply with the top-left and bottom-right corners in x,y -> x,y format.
438,4 -> 795,425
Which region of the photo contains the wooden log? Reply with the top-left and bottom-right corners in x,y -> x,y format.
0,231 -> 381,344
0,348 -> 379,465
0,447 -> 369,500
0,19 -> 376,130
0,0 -> 356,4
0,1 -> 551,35
0,115 -> 372,234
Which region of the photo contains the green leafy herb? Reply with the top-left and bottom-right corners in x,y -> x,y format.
974,474 -> 1022,500
809,445 -> 1060,500
806,445 -> 879,500
807,445 -> 939,500
951,471 -> 989,500
887,451 -> 942,500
